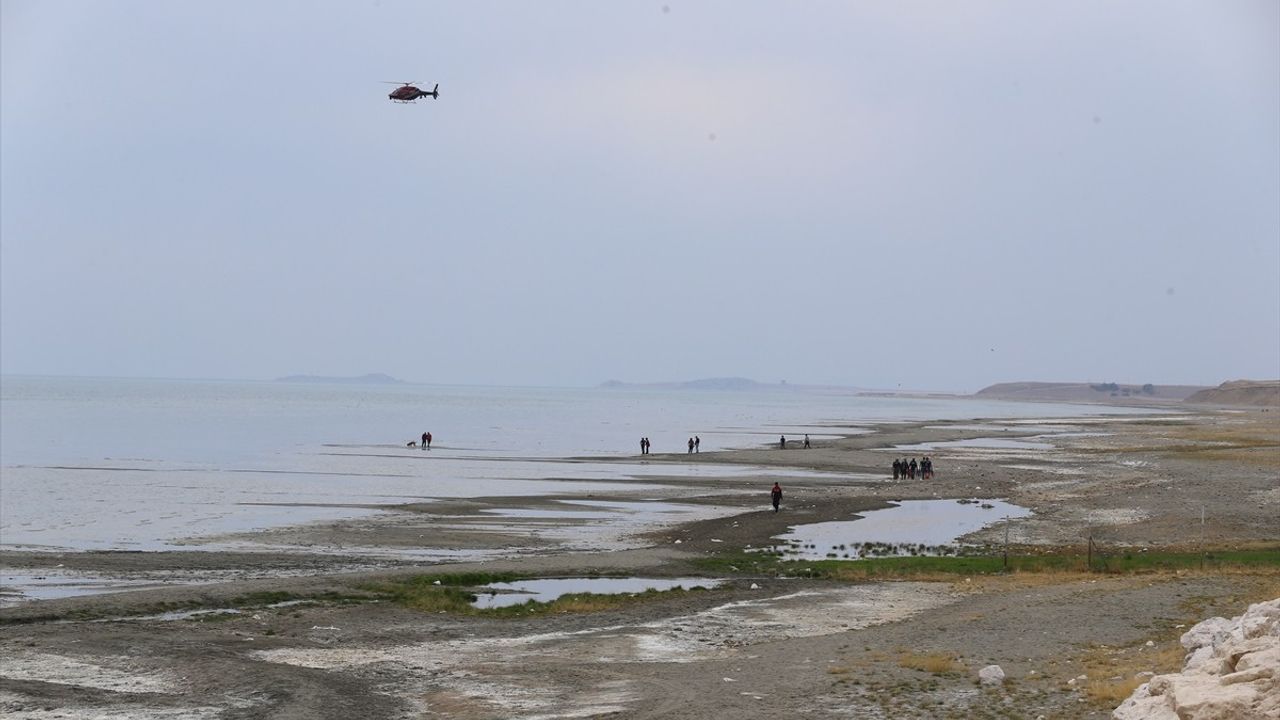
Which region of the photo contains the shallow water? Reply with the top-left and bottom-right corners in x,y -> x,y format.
1,376 -> 1157,553
472,577 -> 723,608
893,437 -> 1055,451
0,571 -> 172,606
772,499 -> 1032,560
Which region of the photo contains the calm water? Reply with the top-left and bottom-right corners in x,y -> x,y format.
773,499 -> 1033,560
0,376 -> 1155,553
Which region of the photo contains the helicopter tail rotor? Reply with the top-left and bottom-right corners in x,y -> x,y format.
430,83 -> 439,98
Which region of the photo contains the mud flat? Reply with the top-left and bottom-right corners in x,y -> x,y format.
1,408 -> 1277,718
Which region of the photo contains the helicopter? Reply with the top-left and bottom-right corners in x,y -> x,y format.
384,82 -> 439,103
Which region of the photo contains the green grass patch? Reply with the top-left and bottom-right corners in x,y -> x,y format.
693,547 -> 1280,580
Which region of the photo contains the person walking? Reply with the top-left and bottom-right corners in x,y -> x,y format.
771,482 -> 783,512
803,434 -> 811,449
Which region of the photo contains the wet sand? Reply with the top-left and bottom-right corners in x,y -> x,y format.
1,408 -> 1277,718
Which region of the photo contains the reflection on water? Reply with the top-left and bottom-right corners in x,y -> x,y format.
471,577 -> 722,609
772,499 -> 1031,560
0,571 -> 171,607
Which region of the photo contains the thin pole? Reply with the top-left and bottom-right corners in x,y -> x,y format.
1200,506 -> 1206,570
1003,516 -> 1010,570
1087,535 -> 1092,571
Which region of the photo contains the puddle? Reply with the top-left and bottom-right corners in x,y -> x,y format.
771,499 -> 1032,560
472,577 -> 723,609
0,571 -> 171,606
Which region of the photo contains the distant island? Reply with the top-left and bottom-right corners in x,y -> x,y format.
600,377 -> 772,391
974,381 -> 1208,404
275,373 -> 405,385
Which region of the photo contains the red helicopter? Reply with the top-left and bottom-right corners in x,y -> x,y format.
384,82 -> 439,103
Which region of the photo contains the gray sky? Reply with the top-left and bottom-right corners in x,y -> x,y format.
3,1 -> 1277,391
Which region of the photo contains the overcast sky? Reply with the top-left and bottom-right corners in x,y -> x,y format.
2,1 -> 1277,391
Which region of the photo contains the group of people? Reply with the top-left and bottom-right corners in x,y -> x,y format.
638,436 -> 704,454
892,456 -> 933,480
779,434 -> 811,449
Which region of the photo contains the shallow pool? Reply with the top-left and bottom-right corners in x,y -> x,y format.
471,577 -> 723,609
771,499 -> 1032,560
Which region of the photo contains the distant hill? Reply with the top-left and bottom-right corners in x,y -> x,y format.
1185,380 -> 1280,407
974,381 -> 1207,404
276,373 -> 405,385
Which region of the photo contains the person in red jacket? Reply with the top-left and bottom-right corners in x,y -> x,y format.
771,482 -> 783,512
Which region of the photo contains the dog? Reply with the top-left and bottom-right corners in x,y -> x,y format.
406,441 -> 418,448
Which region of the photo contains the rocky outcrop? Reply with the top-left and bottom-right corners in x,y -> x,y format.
1114,598 -> 1280,719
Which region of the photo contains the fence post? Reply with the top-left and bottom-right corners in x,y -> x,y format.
1003,516 -> 1010,571
1200,506 -> 1206,571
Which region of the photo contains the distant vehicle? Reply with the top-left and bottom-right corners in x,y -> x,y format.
384,82 -> 439,103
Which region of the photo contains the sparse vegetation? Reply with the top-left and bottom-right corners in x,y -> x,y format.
694,547 -> 1280,580
356,575 -> 717,617
897,650 -> 963,675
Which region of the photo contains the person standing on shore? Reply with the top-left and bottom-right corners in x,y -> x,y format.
803,434 -> 811,449
687,437 -> 695,454
771,482 -> 783,512
893,458 -> 900,480
421,431 -> 428,450
640,437 -> 646,455
425,432 -> 432,450
909,457 -> 917,479
694,436 -> 700,453
780,435 -> 787,449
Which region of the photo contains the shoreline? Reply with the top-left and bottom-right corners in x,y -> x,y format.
1,406 -> 1276,718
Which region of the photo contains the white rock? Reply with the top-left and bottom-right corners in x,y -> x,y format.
1240,599 -> 1280,640
1184,645 -> 1216,673
749,583 -> 760,590
1181,617 -> 1233,652
1115,598 -> 1280,720
979,665 -> 1005,686
1112,682 -> 1175,720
